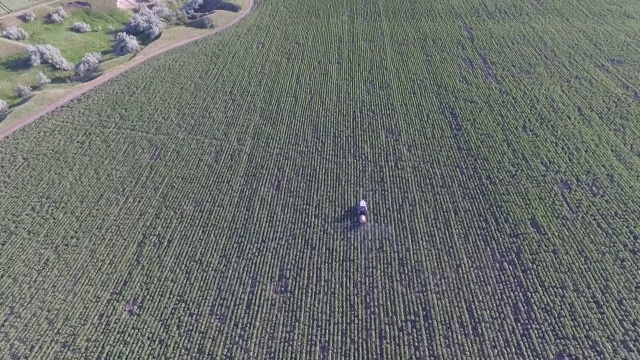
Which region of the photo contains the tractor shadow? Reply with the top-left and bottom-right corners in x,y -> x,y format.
335,205 -> 363,235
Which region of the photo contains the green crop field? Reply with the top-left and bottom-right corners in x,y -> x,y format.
1,0 -> 640,358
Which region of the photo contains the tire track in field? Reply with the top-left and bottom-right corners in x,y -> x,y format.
0,0 -> 255,142
0,1 -> 11,14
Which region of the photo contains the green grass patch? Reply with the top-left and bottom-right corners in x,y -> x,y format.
0,55 -> 28,102
21,8 -> 130,62
0,7 -> 128,104
0,0 -> 219,107
0,53 -> 71,104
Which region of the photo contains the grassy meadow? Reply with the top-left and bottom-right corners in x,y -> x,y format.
0,4 -> 130,103
20,8 -> 131,62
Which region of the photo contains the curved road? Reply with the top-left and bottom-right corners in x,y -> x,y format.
0,0 -> 255,141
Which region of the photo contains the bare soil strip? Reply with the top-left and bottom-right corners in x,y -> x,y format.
0,0 -> 254,141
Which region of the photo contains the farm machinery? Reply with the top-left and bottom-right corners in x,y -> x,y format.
358,199 -> 369,224
335,199 -> 391,240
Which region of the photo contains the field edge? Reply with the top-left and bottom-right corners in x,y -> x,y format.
0,0 -> 253,141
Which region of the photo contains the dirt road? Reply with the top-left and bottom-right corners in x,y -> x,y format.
0,0 -> 255,141
0,0 -> 58,20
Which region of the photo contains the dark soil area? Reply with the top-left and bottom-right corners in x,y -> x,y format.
462,57 -> 474,71
462,23 -> 474,44
149,146 -> 162,163
529,218 -> 546,236
478,52 -> 500,84
608,58 -> 624,66
557,180 -> 573,193
272,273 -> 288,295
123,299 -> 139,317
588,180 -> 602,197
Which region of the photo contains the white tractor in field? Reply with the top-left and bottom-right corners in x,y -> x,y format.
335,199 -> 390,240
358,199 -> 369,224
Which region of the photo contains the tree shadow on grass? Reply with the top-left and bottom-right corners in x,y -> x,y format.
3,57 -> 30,72
138,31 -> 162,46
188,17 -> 213,29
106,28 -> 123,36
74,71 -> 104,83
13,94 -> 35,107
0,94 -> 35,123
199,0 -> 241,14
0,110 -> 12,123
66,1 -> 93,10
51,75 -> 73,85
100,49 -> 113,57
216,2 -> 242,12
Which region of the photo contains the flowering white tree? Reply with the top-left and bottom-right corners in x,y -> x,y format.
71,22 -> 91,33
126,4 -> 163,38
15,83 -> 31,98
114,32 -> 141,56
36,72 -> 51,87
21,10 -> 36,22
26,44 -> 73,71
2,26 -> 29,40
48,7 -> 68,23
75,52 -> 102,76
